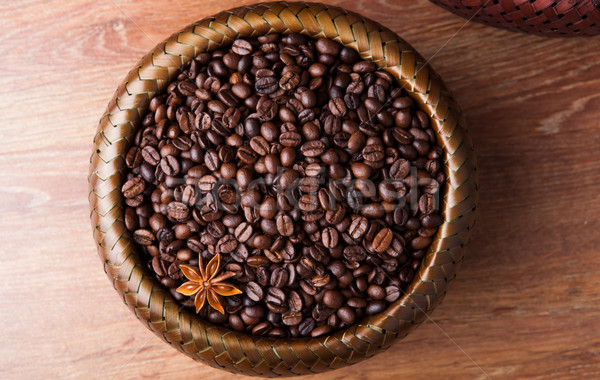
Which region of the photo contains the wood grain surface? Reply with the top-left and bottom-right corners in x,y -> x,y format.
1,0 -> 599,379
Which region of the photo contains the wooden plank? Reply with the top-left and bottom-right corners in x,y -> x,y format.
0,0 -> 599,379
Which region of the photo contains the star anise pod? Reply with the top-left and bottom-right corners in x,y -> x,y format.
176,253 -> 242,314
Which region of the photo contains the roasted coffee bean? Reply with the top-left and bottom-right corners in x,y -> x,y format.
347,297 -> 367,308
217,234 -> 238,253
419,193 -> 436,214
198,175 -> 217,192
311,324 -> 333,337
328,98 -> 347,117
392,127 -> 414,144
311,273 -> 331,287
366,301 -> 386,315
288,290 -> 304,312
276,213 -> 294,237
133,229 -> 154,245
161,276 -> 177,288
247,255 -> 270,268
141,146 -> 161,165
362,144 -> 384,162
160,155 -> 180,176
279,71 -> 300,91
282,311 -> 303,326
367,284 -> 386,300
316,38 -> 341,55
255,76 -> 278,95
186,236 -> 203,253
411,236 -> 432,250
390,158 -> 411,179
300,140 -> 326,157
385,285 -> 401,302
264,154 -> 280,174
250,136 -> 270,156
299,194 -> 319,212
353,61 -> 377,73
305,245 -> 325,263
325,204 -> 345,225
237,145 -> 258,164
323,290 -> 344,309
229,243 -> 249,263
421,214 -> 443,228
337,306 -> 356,324
270,267 -> 289,288
229,314 -> 244,331
343,245 -> 367,262
124,34 -> 446,338
304,163 -> 322,177
179,185 -> 198,206
298,177 -> 320,194
232,39 -> 253,55
279,131 -> 302,147
253,234 -> 273,249
167,202 -> 189,221
204,149 -> 220,172
298,318 -> 316,336
372,228 -> 393,253
266,286 -> 287,307
167,261 -> 184,280
246,281 -> 264,302
234,222 -> 253,243
259,197 -> 277,219
348,215 -> 368,240
322,227 -> 339,248
126,146 -> 143,168
232,82 -> 252,99
122,177 -> 145,198
311,303 -> 332,322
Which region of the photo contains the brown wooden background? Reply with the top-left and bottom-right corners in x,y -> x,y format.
1,0 -> 599,378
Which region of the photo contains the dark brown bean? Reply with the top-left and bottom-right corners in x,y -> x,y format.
311,324 -> 333,337
232,39 -> 253,55
270,267 -> 289,288
328,98 -> 347,117
323,290 -> 344,309
122,177 -> 145,198
348,216 -> 368,240
250,136 -> 270,156
217,234 -> 238,254
300,140 -> 326,158
167,202 -> 189,221
247,255 -> 270,268
133,229 -> 154,245
282,311 -> 303,326
372,228 -> 393,253
246,281 -> 264,302
276,214 -> 294,237
362,144 -> 384,162
337,306 -> 356,324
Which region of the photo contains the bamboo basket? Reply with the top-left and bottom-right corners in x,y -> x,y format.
88,2 -> 478,376
430,0 -> 600,37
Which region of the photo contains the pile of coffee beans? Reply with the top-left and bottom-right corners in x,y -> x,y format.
122,33 -> 445,338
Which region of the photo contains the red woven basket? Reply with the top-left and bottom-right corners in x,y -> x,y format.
430,0 -> 600,36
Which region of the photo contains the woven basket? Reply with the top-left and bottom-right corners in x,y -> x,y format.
430,0 -> 600,37
88,2 -> 478,376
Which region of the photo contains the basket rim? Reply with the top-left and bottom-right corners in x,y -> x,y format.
88,1 -> 478,376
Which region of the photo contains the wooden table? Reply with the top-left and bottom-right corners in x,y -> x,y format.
2,0 -> 599,378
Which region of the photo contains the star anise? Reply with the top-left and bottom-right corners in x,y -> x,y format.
176,253 -> 242,314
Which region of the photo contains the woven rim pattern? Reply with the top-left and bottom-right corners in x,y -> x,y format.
430,0 -> 600,37
88,2 -> 478,376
